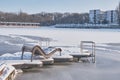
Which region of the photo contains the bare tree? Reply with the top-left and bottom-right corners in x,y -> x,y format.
116,2 -> 120,25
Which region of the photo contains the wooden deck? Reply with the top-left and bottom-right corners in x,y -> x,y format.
1,60 -> 43,69
52,56 -> 73,62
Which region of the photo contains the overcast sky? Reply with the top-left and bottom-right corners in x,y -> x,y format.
0,0 -> 119,14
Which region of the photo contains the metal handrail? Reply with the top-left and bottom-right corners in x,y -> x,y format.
80,41 -> 96,63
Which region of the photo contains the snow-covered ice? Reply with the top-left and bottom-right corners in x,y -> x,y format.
0,27 -> 120,80
0,27 -> 120,60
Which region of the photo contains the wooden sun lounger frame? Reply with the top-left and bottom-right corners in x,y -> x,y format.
21,45 -> 62,62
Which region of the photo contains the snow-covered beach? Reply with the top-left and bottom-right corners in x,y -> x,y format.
0,27 -> 120,80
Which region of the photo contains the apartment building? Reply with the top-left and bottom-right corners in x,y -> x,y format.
89,9 -> 118,24
89,9 -> 101,24
105,10 -> 118,24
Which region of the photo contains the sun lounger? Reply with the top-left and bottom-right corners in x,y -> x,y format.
21,43 -> 62,62
0,63 -> 16,80
31,45 -> 73,62
70,41 -> 95,63
21,43 -> 73,62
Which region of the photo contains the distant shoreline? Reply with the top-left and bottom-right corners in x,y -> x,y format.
54,24 -> 120,29
0,24 -> 120,29
55,27 -> 120,29
0,25 -> 39,28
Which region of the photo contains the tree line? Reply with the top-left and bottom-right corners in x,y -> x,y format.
0,11 -> 89,26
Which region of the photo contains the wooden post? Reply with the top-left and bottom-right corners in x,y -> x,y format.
21,46 -> 25,60
80,41 -> 83,53
31,52 -> 34,62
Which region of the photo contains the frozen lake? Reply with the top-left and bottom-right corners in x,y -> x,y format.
0,27 -> 120,80
0,27 -> 120,44
0,27 -> 120,54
